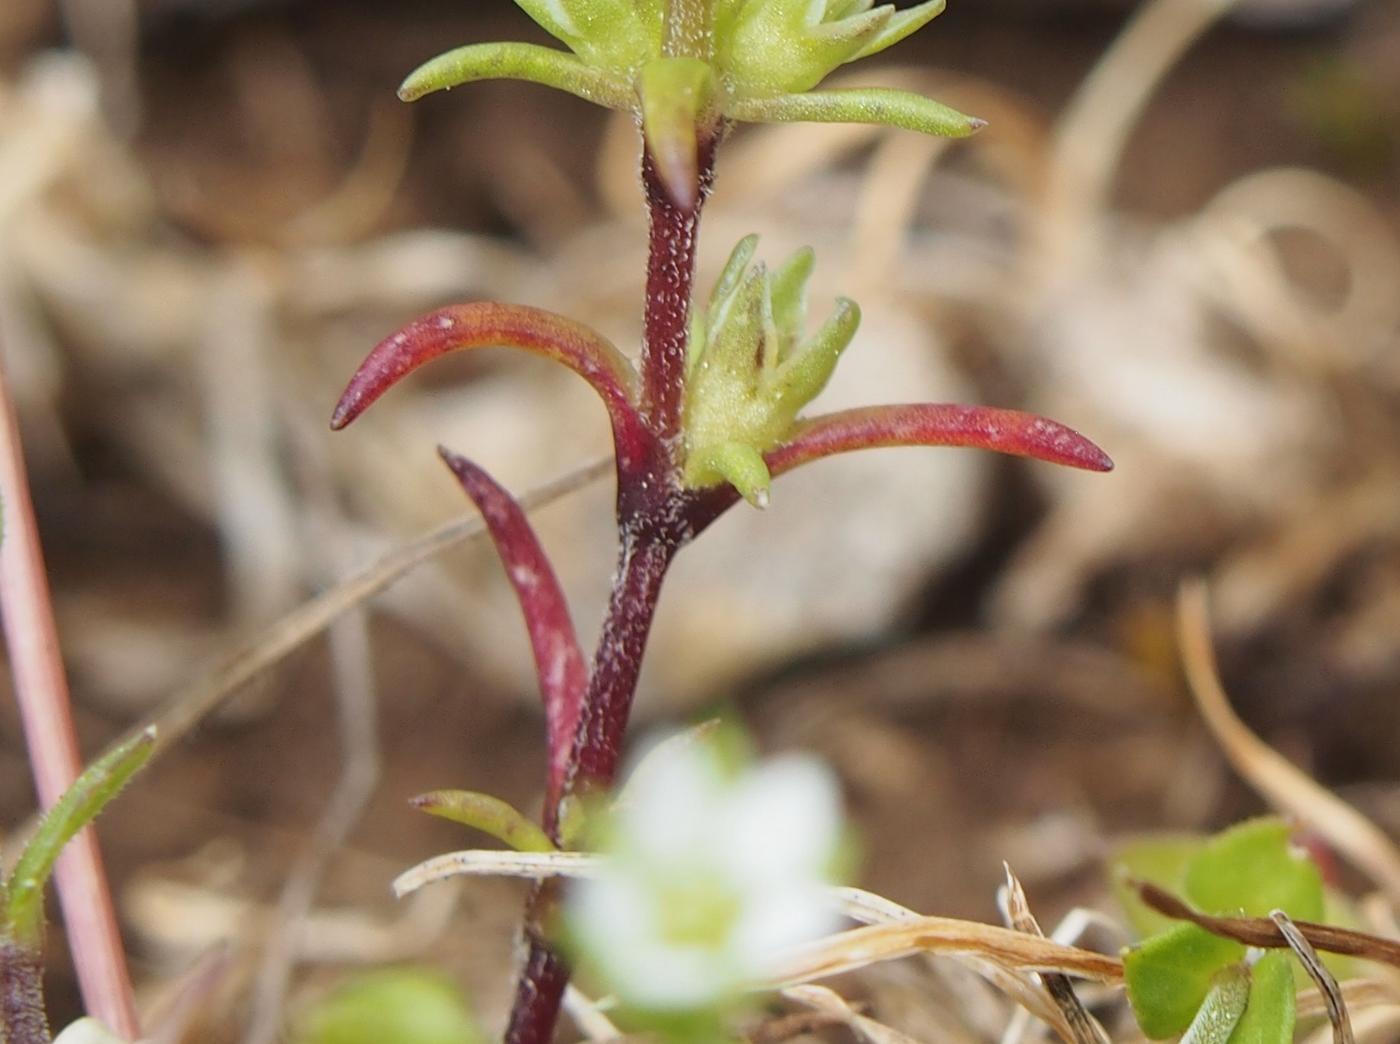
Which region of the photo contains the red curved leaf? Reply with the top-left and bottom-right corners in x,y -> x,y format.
439,449 -> 587,811
766,404 -> 1114,476
333,302 -> 652,471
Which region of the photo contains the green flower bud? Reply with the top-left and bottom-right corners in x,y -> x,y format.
682,236 -> 860,506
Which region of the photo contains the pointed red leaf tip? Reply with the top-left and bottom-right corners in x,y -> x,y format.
438,447 -> 588,813
765,404 -> 1114,476
332,302 -> 652,470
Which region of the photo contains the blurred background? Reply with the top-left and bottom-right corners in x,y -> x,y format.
1,0 -> 1399,1038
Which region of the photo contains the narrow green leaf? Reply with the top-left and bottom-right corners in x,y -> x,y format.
727,87 -> 985,137
1228,953 -> 1296,1044
511,0 -> 587,51
704,262 -> 768,385
1184,818 -> 1324,922
708,235 -> 761,315
720,0 -> 884,95
397,42 -> 631,110
771,296 -> 859,405
6,727 -> 155,944
826,0 -> 877,18
639,57 -> 719,209
1181,964 -> 1251,1044
697,441 -> 772,507
1124,922 -> 1246,1039
410,791 -> 555,854
1110,834 -> 1205,939
769,247 -> 816,357
294,967 -> 485,1044
847,0 -> 945,61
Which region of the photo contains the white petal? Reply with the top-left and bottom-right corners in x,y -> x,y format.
571,868 -> 735,1009
52,1020 -> 132,1044
620,742 -> 726,867
732,883 -> 841,974
721,755 -> 842,885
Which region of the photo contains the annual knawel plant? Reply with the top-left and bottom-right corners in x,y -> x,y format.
327,1 -> 1113,1041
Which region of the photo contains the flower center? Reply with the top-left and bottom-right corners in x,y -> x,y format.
654,873 -> 743,949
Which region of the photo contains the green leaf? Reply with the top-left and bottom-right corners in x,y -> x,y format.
847,0 -> 945,61
1180,964 -> 1251,1044
769,247 -> 816,356
772,296 -> 860,405
397,42 -> 631,110
1110,834 -> 1205,939
1124,922 -> 1246,1039
1184,818 -> 1324,921
294,968 -> 485,1044
719,0 -> 891,96
5,727 -> 155,944
639,57 -> 719,209
727,87 -> 985,138
410,791 -> 555,853
695,441 -> 772,508
1228,952 -> 1296,1044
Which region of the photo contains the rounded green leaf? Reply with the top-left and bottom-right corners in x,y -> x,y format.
1124,923 -> 1245,1039
1183,818 -> 1324,922
295,968 -> 484,1044
1109,834 -> 1206,939
1228,952 -> 1296,1044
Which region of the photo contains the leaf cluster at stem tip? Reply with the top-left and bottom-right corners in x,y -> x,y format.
396,0 -> 983,206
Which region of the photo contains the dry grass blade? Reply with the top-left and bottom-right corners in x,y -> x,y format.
562,984 -> 621,1043
1177,580 -> 1400,904
770,917 -> 1123,988
392,849 -> 600,897
95,456 -> 612,765
1271,909 -> 1354,1044
1298,983 -> 1400,1021
781,983 -> 922,1044
832,886 -> 1083,1038
1302,1006 -> 1400,1044
1001,865 -> 1109,1044
1134,880 -> 1400,968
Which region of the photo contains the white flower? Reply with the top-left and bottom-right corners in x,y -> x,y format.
568,732 -> 845,1012
53,1019 -> 144,1044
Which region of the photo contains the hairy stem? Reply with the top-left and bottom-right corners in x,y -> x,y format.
639,132 -> 718,445
0,941 -> 50,1044
504,126 -> 720,1044
506,528 -> 681,1044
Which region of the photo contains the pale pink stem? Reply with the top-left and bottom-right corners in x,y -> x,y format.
0,353 -> 140,1040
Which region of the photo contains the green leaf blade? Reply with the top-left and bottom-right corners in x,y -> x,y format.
6,727 -> 155,944
1184,818 -> 1324,922
727,87 -> 985,138
410,791 -> 555,854
294,967 -> 485,1044
1228,952 -> 1296,1044
398,42 -> 630,110
1124,922 -> 1246,1039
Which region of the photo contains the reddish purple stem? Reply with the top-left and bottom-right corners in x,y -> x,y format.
0,943 -> 48,1044
503,138 -> 722,1044
438,449 -> 588,819
639,135 -> 718,444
